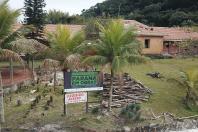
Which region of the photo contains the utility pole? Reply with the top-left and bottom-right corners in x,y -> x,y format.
0,71 -> 5,127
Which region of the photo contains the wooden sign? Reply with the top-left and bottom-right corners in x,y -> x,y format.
65,92 -> 87,104
64,71 -> 103,92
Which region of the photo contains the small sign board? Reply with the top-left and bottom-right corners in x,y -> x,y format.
64,71 -> 103,92
65,92 -> 87,104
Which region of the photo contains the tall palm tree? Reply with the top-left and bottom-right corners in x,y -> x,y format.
48,25 -> 85,70
168,69 -> 198,109
83,20 -> 148,111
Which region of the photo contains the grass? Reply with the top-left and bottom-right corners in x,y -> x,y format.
1,58 -> 198,130
124,58 -> 198,117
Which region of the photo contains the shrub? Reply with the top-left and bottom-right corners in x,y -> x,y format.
120,104 -> 141,122
91,107 -> 100,114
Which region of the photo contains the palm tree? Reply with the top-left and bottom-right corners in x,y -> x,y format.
0,0 -> 23,84
0,0 -> 20,42
48,25 -> 85,70
83,20 -> 148,111
168,69 -> 198,109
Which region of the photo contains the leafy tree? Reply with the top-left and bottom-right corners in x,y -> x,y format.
83,20 -> 148,111
81,0 -> 198,27
48,25 -> 85,70
169,11 -> 188,26
46,10 -> 69,24
46,10 -> 84,24
24,0 -> 46,37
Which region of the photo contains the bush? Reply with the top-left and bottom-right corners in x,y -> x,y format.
120,104 -> 141,122
91,107 -> 100,114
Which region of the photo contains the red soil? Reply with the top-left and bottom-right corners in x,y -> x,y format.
0,67 -> 32,87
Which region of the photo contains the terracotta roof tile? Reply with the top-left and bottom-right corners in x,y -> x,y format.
153,27 -> 198,41
12,21 -> 198,41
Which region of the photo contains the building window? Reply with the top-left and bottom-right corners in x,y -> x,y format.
144,39 -> 150,48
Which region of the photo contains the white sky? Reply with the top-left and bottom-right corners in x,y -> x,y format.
8,0 -> 105,20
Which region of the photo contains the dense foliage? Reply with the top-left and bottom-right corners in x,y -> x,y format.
46,10 -> 84,24
81,0 -> 198,27
24,0 -> 46,37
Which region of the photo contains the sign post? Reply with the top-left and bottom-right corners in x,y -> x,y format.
63,71 -> 103,115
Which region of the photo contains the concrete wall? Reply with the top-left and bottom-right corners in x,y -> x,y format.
137,36 -> 164,54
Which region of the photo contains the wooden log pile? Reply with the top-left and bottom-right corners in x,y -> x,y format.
103,73 -> 152,108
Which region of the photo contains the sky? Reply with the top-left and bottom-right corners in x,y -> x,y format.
8,0 -> 105,20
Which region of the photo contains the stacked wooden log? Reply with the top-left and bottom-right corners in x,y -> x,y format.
103,73 -> 152,108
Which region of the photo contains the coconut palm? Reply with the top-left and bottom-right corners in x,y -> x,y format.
83,20 -> 148,111
48,25 -> 85,70
168,69 -> 198,109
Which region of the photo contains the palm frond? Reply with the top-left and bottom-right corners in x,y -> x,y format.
112,56 -> 128,72
83,55 -> 108,66
48,24 -> 85,57
167,78 -> 188,88
69,31 -> 85,52
0,0 -> 20,40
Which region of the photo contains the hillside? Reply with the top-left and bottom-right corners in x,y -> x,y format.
81,0 -> 198,27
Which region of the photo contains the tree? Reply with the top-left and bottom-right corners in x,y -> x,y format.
0,0 -> 24,84
81,0 -> 198,27
168,69 -> 198,109
0,0 -> 20,43
48,25 -> 85,70
83,20 -> 148,111
24,0 -> 46,37
46,10 -> 69,24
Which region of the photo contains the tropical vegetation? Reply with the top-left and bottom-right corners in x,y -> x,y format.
83,20 -> 147,111
82,0 -> 198,27
168,69 -> 198,110
24,0 -> 46,38
47,25 -> 85,70
46,9 -> 84,24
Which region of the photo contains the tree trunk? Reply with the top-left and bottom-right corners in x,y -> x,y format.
54,68 -> 57,92
108,67 -> 114,112
10,58 -> 13,84
0,72 -> 5,123
32,56 -> 34,74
